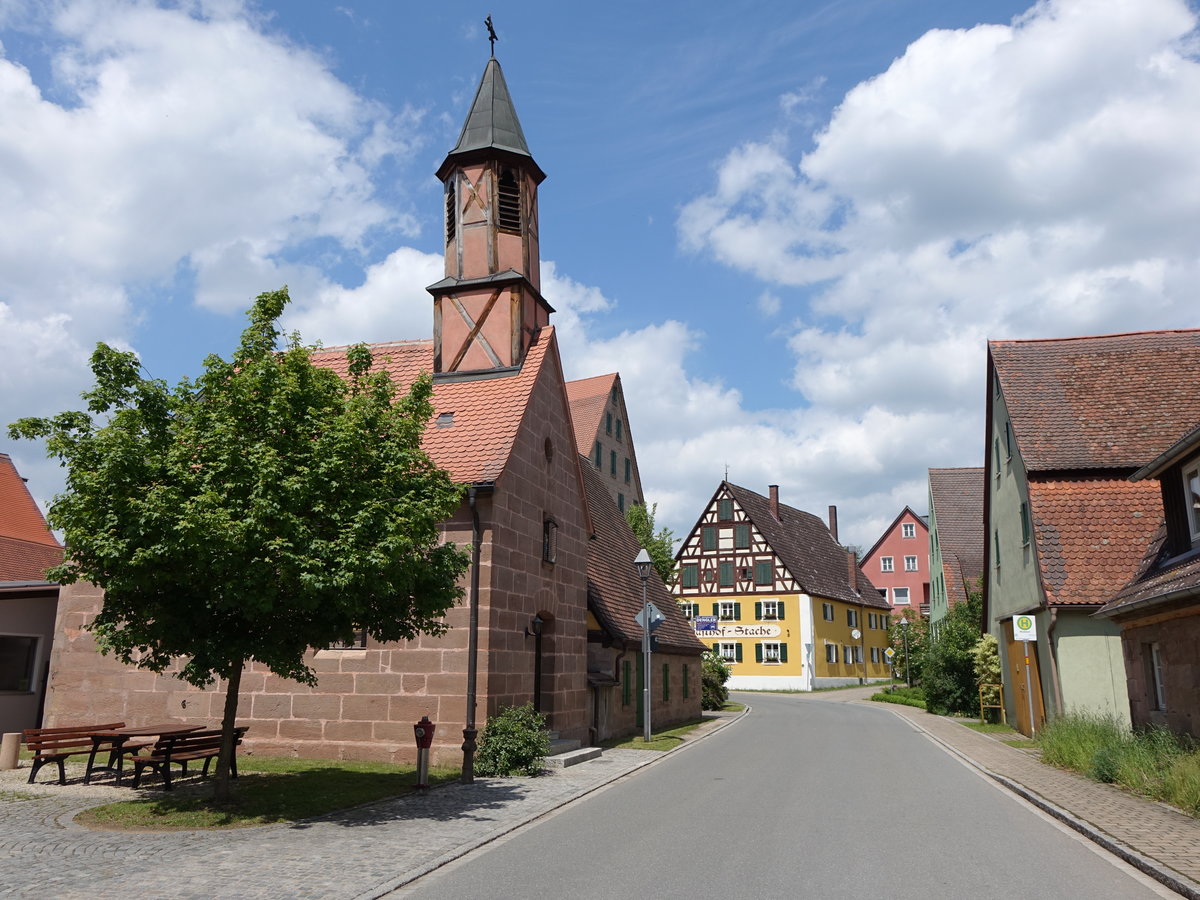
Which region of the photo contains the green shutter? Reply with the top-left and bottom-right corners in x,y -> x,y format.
622,660 -> 631,706
734,602 -> 742,619
780,643 -> 788,663
777,603 -> 784,621
755,601 -> 762,620
755,643 -> 763,663
712,642 -> 720,654
735,643 -> 743,663
663,663 -> 670,701
712,602 -> 720,616
683,665 -> 690,699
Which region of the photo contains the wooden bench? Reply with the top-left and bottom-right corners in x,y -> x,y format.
22,722 -> 126,785
130,727 -> 248,791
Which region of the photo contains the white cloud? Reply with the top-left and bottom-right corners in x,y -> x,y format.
674,0 -> 1200,546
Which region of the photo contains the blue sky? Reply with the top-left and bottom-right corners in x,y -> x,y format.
2,0 -> 1199,549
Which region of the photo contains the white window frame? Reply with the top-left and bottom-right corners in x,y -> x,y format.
761,641 -> 781,664
761,600 -> 779,620
822,602 -> 834,621
718,601 -> 737,621
853,645 -> 863,664
718,642 -> 738,663
904,555 -> 918,572
1184,459 -> 1200,544
825,643 -> 838,664
843,645 -> 853,665
847,608 -> 859,628
870,646 -> 880,663
902,523 -> 916,539
880,556 -> 894,573
893,587 -> 910,605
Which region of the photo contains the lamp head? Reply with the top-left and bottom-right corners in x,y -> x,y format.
634,548 -> 654,580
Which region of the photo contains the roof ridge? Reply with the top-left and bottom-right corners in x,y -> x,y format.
989,327 -> 1200,348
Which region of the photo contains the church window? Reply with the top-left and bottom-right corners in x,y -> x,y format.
498,168 -> 521,230
542,519 -> 557,564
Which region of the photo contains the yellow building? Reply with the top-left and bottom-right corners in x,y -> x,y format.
674,482 -> 891,689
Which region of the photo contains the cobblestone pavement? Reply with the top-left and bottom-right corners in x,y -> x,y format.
5,699 -> 1199,899
0,713 -> 742,900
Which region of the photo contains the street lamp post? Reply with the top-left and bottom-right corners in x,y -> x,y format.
634,549 -> 655,743
899,617 -> 911,688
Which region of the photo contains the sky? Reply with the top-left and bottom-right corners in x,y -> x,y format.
2,0 -> 1199,551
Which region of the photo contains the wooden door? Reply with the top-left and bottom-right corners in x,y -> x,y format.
1004,618 -> 1046,736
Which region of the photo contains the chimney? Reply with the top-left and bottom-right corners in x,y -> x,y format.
847,549 -> 858,592
828,505 -> 839,543
769,485 -> 780,520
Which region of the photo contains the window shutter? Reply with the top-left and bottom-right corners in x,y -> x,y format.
734,602 -> 742,619
712,602 -> 720,616
755,602 -> 762,620
735,643 -> 743,663
780,643 -> 788,663
777,604 -> 784,621
755,643 -> 763,663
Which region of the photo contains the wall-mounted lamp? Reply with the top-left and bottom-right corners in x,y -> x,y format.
525,615 -> 544,638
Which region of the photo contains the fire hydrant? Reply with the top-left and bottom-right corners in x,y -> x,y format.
413,716 -> 436,789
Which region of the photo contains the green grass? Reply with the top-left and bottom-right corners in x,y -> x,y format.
722,701 -> 745,712
962,721 -> 1021,735
600,719 -> 705,752
870,685 -> 926,709
74,756 -> 460,830
1037,713 -> 1200,817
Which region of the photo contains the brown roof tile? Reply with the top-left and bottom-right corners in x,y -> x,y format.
928,467 -> 985,606
1027,476 -> 1163,606
564,372 -> 616,456
724,483 -> 888,609
581,461 -> 703,654
0,535 -> 62,582
309,329 -> 558,484
1098,524 -> 1200,616
0,453 -> 60,548
990,330 -> 1200,471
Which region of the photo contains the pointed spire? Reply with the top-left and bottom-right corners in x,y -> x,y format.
450,57 -> 532,159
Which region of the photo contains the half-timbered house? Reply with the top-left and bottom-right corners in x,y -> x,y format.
673,482 -> 891,689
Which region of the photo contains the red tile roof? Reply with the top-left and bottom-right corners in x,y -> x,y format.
928,467 -> 985,606
309,329 -> 559,484
724,482 -> 888,609
0,453 -> 62,582
564,372 -> 616,456
581,462 -> 703,654
1099,523 -> 1200,616
1027,477 -> 1162,606
990,330 -> 1200,471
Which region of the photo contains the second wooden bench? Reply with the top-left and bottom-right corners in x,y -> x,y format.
130,726 -> 249,791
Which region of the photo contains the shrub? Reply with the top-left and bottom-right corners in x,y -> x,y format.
923,590 -> 983,716
474,704 -> 550,776
701,651 -> 731,711
973,633 -> 1003,723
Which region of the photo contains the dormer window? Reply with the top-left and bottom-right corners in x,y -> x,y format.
498,168 -> 521,231
1184,458 -> 1200,544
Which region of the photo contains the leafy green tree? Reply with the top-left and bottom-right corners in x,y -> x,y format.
888,612 -> 930,686
9,288 -> 469,800
701,650 -> 731,710
624,501 -> 676,585
923,589 -> 984,716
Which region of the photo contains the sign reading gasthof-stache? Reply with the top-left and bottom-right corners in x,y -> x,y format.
694,624 -> 782,638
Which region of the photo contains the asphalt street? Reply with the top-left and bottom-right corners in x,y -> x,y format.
394,693 -> 1175,899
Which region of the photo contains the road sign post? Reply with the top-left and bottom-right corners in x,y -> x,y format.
1013,615 -> 1038,735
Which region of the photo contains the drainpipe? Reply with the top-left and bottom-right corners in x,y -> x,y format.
1046,607 -> 1064,718
461,484 -> 490,784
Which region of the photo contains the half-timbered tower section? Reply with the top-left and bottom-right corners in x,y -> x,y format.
565,372 -> 645,514
673,482 -> 890,689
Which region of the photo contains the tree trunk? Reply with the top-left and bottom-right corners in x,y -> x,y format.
213,660 -> 243,802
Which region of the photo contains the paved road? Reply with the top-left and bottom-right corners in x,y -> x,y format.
395,693 -> 1173,899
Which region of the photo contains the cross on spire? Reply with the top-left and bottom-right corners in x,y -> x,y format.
485,15 -> 498,56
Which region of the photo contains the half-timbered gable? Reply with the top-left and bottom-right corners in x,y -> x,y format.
673,481 -> 891,690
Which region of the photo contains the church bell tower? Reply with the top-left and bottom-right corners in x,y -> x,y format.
428,54 -> 553,376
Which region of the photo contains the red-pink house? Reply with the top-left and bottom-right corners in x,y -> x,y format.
862,507 -> 930,616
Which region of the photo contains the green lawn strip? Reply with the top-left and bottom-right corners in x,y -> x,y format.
75,757 -> 460,830
870,692 -> 926,709
722,701 -> 745,712
600,719 -> 705,752
962,721 -> 1021,735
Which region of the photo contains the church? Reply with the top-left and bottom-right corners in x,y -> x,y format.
42,52 -> 703,765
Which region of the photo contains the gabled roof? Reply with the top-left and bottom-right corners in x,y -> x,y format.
0,453 -> 62,583
309,327 -> 559,484
723,482 -> 887,609
564,372 -> 616,456
1027,476 -> 1162,606
861,506 -> 928,562
990,330 -> 1200,471
580,462 -> 703,655
928,467 -> 985,606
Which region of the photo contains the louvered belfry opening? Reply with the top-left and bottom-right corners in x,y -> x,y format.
497,168 -> 521,231
445,177 -> 456,243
